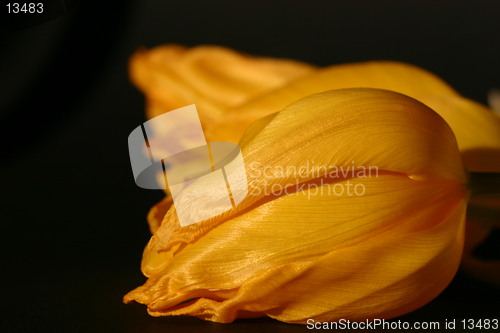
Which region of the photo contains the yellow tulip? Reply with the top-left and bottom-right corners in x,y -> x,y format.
124,45 -> 500,324
125,87 -> 470,323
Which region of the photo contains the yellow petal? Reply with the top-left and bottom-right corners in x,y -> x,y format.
126,177 -> 466,323
420,95 -> 500,172
125,89 -> 467,323
206,61 -> 458,141
129,44 -> 317,122
206,61 -> 500,172
146,196 -> 172,234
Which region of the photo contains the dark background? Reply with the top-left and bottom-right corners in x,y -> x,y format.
1,0 -> 499,332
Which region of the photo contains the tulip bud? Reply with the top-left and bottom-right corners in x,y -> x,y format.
125,89 -> 468,324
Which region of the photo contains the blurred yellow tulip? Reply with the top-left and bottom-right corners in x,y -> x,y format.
206,61 -> 500,173
125,45 -> 500,324
129,44 -> 316,122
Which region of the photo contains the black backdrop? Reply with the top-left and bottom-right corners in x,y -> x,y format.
1,1 -> 499,332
